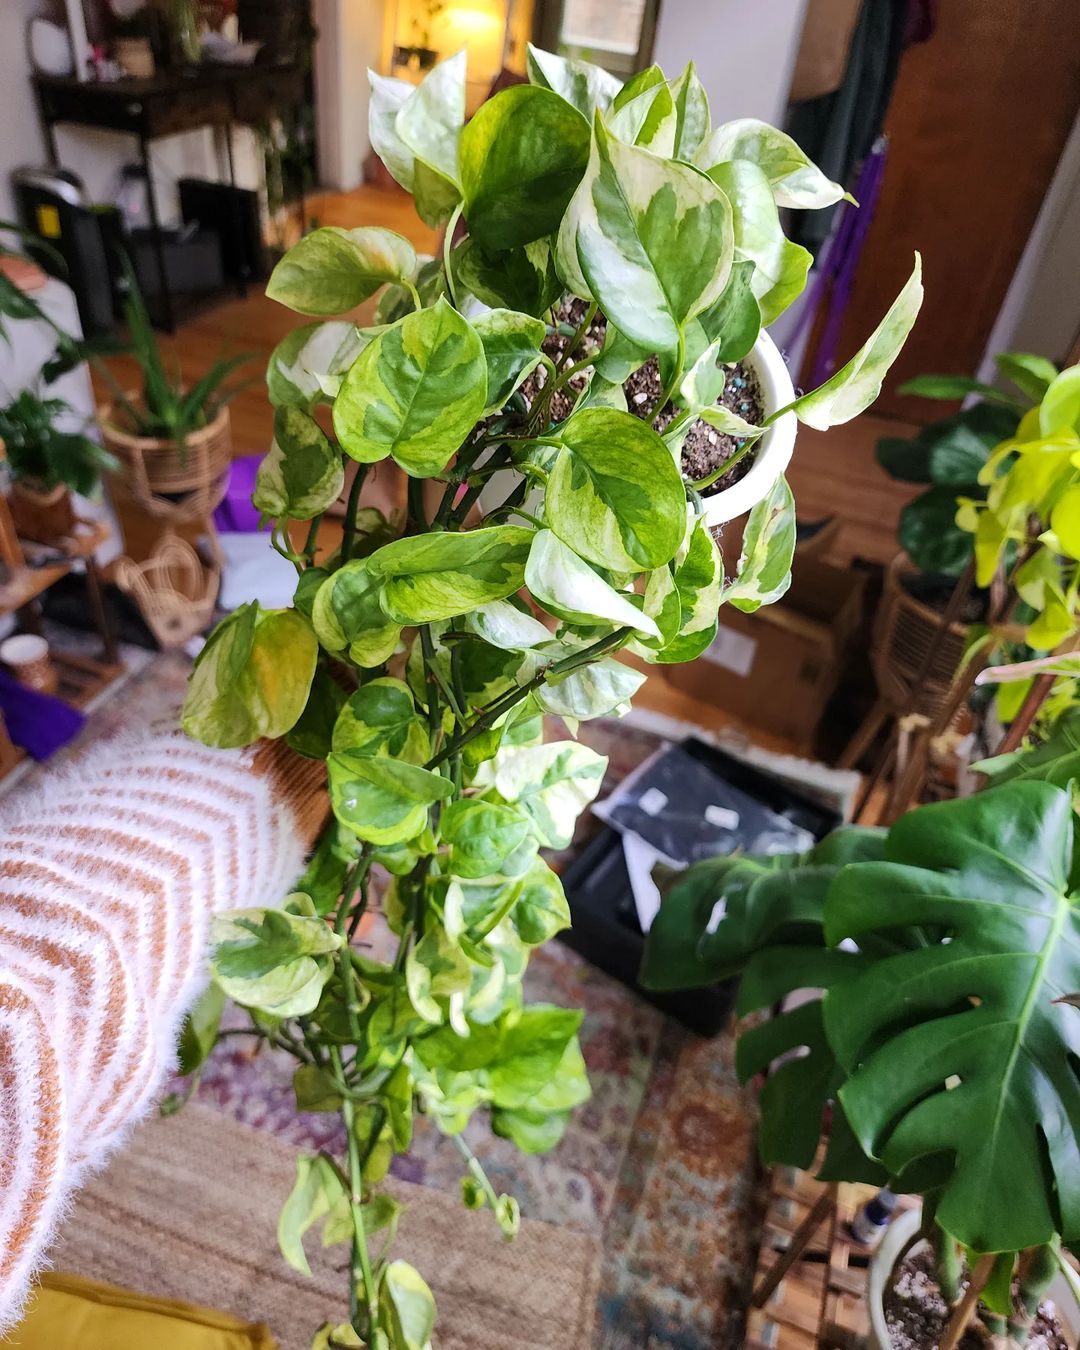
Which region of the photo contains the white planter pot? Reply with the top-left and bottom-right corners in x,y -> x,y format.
867,1207 -> 1080,1349
697,329 -> 797,528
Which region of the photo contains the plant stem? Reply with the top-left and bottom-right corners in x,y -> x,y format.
442,203 -> 463,309
452,1133 -> 500,1210
651,327 -> 685,423
340,466 -> 368,564
689,436 -> 759,491
939,1252 -> 996,1350
425,626 -> 632,770
934,1223 -> 963,1305
302,513 -> 323,562
405,280 -> 423,311
554,301 -> 597,374
333,1045 -> 378,1333
1009,1244 -> 1056,1347
407,475 -> 428,533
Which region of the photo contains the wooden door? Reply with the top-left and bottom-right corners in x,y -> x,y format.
823,0 -> 1080,421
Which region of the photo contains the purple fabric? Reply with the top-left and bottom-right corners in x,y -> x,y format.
798,137 -> 890,390
213,454 -> 268,533
0,669 -> 85,760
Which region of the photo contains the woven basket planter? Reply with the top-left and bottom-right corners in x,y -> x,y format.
114,534 -> 220,649
9,481 -> 76,545
98,398 -> 232,525
872,552 -> 970,717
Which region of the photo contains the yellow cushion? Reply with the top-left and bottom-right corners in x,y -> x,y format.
14,1272 -> 278,1350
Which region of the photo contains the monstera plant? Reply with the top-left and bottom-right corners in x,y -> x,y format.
178,45 -> 920,1349
642,746 -> 1080,1345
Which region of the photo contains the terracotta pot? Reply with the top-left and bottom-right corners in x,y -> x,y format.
98,400 -> 232,524
1,633 -> 58,696
8,482 -> 75,545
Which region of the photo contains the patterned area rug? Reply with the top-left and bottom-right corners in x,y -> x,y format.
12,650 -> 765,1349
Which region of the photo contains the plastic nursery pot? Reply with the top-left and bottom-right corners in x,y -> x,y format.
697,329 -> 797,529
867,1207 -> 1080,1349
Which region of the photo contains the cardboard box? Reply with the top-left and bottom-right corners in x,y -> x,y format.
663,559 -> 866,749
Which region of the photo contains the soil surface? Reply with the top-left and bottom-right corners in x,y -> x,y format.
884,1246 -> 1068,1350
519,298 -> 765,498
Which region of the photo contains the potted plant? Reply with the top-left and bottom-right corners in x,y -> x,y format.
179,46 -> 920,1348
0,388 -> 117,543
641,715 -> 1080,1348
97,262 -> 249,519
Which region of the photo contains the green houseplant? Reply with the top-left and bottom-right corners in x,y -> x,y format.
178,46 -> 921,1348
641,723 -> 1080,1347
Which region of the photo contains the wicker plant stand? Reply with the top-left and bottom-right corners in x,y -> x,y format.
114,534 -> 219,648
98,399 -> 232,567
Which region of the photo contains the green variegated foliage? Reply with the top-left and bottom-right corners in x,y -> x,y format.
641,770 -> 1080,1342
181,46 -> 919,1350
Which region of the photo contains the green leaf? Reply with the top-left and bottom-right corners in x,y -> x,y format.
995,352 -> 1058,403
441,798 -> 532,880
973,706 -> 1080,789
547,408 -> 687,572
525,529 -> 660,637
254,407 -> 344,522
488,740 -> 606,849
898,373 -> 1023,408
182,603 -> 318,748
697,117 -> 849,209
459,84 -> 591,248
654,513 -> 725,663
278,1154 -> 344,1278
492,1105 -> 571,1154
295,821 -> 357,916
267,321 -> 368,408
679,339 -> 726,413
510,856 -> 572,945
472,309 -> 547,416
293,1064 -> 343,1113
464,599 -> 553,651
486,1007 -> 584,1108
211,897 -> 343,1019
266,227 -> 416,316
525,43 -> 622,118
370,525 -> 534,623
825,782 -> 1080,1252
724,475 -> 796,613
693,258 -> 761,363
707,159 -> 812,326
406,922 -> 472,1023
329,751 -> 454,845
176,981 -> 225,1077
311,560 -> 402,668
899,486 -> 973,577
380,1261 -> 436,1350
606,81 -> 677,156
537,656 -> 644,720
1040,364 -> 1080,437
793,256 -> 923,430
287,668 -> 348,760
453,237 -> 564,317
669,62 -> 711,160
332,677 -> 419,757
557,115 -> 734,353
333,297 -> 487,477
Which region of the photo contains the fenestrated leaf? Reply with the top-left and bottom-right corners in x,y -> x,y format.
332,677 -> 420,757
452,237 -> 564,318
329,750 -> 453,845
464,599 -> 553,651
212,895 -> 343,1019
441,798 -> 532,880
547,407 -> 687,571
974,706 -> 1080,789
333,297 -> 487,477
182,603 -> 318,748
793,256 -> 923,430
312,560 -> 402,668
825,782 -> 1080,1252
654,513 -> 724,663
267,227 -> 416,316
278,1154 -> 345,1278
267,321 -> 368,408
525,529 -> 660,637
472,309 -> 546,416
669,62 -> 710,160
557,115 -> 734,353
488,741 -> 607,849
459,84 -> 591,249
707,159 -> 812,327
254,407 -> 344,521
525,43 -> 622,119
369,525 -> 533,623
697,118 -> 849,210
537,656 -> 644,720
380,1261 -> 436,1350
723,475 -> 796,613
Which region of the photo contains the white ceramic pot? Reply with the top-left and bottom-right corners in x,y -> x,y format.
698,329 -> 798,528
867,1207 -> 1080,1349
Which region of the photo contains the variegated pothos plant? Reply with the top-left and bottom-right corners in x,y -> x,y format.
179,45 -> 921,1349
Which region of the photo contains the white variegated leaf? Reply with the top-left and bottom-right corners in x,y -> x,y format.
465,600 -> 553,650
697,118 -> 849,210
395,50 -> 465,186
525,529 -> 660,637
723,474 -> 796,613
606,82 -> 677,156
266,227 -> 417,316
699,403 -> 765,440
471,309 -> 547,415
490,741 -> 608,848
253,407 -> 344,521
537,657 -> 645,720
267,321 -> 373,408
655,514 -> 724,663
526,43 -> 622,119
669,62 -> 710,160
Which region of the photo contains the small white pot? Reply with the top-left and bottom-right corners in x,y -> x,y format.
698,329 -> 798,528
867,1207 -> 1080,1349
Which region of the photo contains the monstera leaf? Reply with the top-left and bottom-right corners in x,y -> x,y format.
824,782 -> 1080,1253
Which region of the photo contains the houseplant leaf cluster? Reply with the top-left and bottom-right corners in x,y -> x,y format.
642,762 -> 1080,1342
181,46 -> 921,1348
